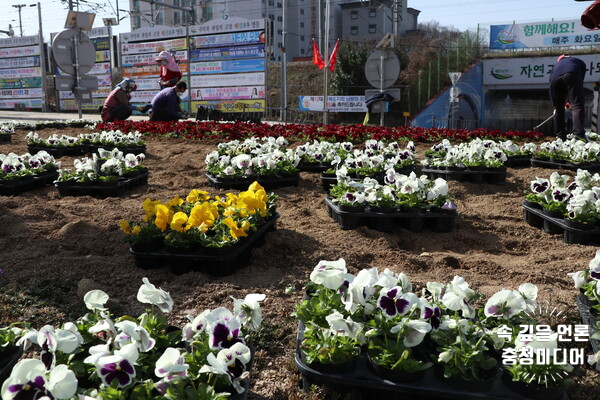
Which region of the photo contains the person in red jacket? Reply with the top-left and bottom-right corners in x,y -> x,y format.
100,78 -> 144,122
155,51 -> 182,89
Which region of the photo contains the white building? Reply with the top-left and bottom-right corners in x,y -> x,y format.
128,0 -> 419,60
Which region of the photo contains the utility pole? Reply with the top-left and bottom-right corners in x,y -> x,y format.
281,0 -> 287,122
12,4 -> 26,37
35,2 -> 47,112
322,0 -> 330,124
68,0 -> 74,11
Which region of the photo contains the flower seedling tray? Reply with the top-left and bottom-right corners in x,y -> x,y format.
0,134 -> 11,144
129,213 -> 278,276
206,173 -> 300,190
421,167 -> 507,185
325,197 -> 456,233
0,345 -> 23,386
27,145 -> 86,159
320,168 -> 418,192
530,158 -> 600,172
522,202 -> 600,245
574,293 -> 600,372
55,172 -> 149,198
297,162 -> 329,173
0,171 -> 59,196
294,323 -> 567,400
86,143 -> 147,155
504,155 -> 532,168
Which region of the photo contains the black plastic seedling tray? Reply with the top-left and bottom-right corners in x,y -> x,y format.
27,145 -> 86,159
129,213 -> 278,276
0,134 -> 11,143
206,173 -> 300,190
55,172 -> 149,198
297,162 -> 329,173
504,155 -> 532,168
575,294 -> 600,372
522,202 -> 600,245
294,322 -> 567,400
421,167 -> 507,184
530,158 -> 600,172
0,170 -> 59,196
325,197 -> 455,233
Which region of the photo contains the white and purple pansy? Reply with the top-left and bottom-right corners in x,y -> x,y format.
530,177 -> 549,194
205,307 -> 245,350
114,320 -> 155,352
154,347 -> 189,382
309,258 -> 349,290
484,289 -> 526,319
136,277 -> 174,314
232,293 -> 266,332
551,188 -> 570,203
1,359 -> 77,400
589,249 -> 600,280
391,318 -> 432,347
377,288 -> 419,318
183,309 -> 210,341
420,298 -> 442,329
94,343 -> 139,388
441,276 -> 476,319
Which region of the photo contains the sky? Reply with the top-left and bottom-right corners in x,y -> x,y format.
0,0 -> 594,41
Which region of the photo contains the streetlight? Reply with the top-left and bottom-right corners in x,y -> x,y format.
103,17 -> 118,88
0,25 -> 14,37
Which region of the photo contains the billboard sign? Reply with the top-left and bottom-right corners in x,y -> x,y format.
490,20 -> 600,49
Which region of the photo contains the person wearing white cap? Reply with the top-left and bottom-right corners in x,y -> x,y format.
549,54 -> 587,140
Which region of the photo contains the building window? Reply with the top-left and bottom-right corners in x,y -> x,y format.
351,26 -> 358,35
277,2 -> 282,8
369,24 -> 376,33
156,12 -> 164,25
278,42 -> 282,48
173,0 -> 180,6
134,0 -> 140,11
269,13 -> 274,20
277,29 -> 282,34
300,8 -> 304,14
300,21 -> 304,28
277,15 -> 282,21
369,8 -> 376,17
301,48 -> 305,54
300,35 -> 305,41
268,0 -> 274,6
133,15 -> 140,28
351,10 -> 358,19
174,11 -> 180,24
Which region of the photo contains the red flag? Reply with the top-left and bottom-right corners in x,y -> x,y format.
312,39 -> 325,70
328,39 -> 340,72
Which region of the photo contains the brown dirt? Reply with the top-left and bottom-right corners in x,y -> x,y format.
1,128 -> 599,399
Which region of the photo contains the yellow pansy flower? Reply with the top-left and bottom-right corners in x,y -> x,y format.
142,198 -> 161,221
186,189 -> 210,204
119,220 -> 131,234
170,211 -> 189,232
241,220 -> 251,231
188,202 -> 219,228
222,217 -> 248,240
248,181 -> 265,192
212,195 -> 228,208
167,195 -> 184,208
155,204 -> 173,232
132,225 -> 142,235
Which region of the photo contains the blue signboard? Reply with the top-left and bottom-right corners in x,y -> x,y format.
190,58 -> 265,74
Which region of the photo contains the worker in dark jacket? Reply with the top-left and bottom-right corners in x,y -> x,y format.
549,55 -> 587,140
101,78 -> 143,122
149,81 -> 187,122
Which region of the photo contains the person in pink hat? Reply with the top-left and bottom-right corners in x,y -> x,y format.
549,54 -> 587,140
155,50 -> 182,89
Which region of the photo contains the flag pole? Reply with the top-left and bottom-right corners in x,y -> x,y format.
322,0 -> 330,124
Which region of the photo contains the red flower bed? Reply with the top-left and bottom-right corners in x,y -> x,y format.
95,120 -> 544,143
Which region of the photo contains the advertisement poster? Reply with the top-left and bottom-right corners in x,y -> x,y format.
298,96 -> 368,112
121,51 -> 188,68
0,46 -> 39,58
0,77 -> 41,89
191,86 -> 265,100
0,88 -> 43,99
190,59 -> 264,74
121,37 -> 187,55
191,99 -> 265,112
191,72 -> 265,88
192,30 -> 265,48
0,67 -> 41,79
190,45 -> 265,62
0,56 -> 40,69
489,19 -> 600,49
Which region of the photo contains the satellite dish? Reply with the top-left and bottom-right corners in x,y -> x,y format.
52,29 -> 96,76
364,49 -> 400,89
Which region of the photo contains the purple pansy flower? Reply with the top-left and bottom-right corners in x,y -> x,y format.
377,288 -> 418,318
97,356 -> 136,387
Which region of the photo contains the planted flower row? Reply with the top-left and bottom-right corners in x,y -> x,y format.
27,130 -> 146,155
0,150 -> 59,195
95,120 -> 544,143
119,182 -> 277,253
533,138 -> 600,166
0,278 -> 265,399
295,259 -> 571,397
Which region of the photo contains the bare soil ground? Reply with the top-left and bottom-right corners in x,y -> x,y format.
1,127 -> 599,399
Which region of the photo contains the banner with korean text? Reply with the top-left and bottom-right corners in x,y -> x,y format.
489,19 -> 600,50
0,35 -> 43,109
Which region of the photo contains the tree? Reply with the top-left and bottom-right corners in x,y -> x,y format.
330,40 -> 372,96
